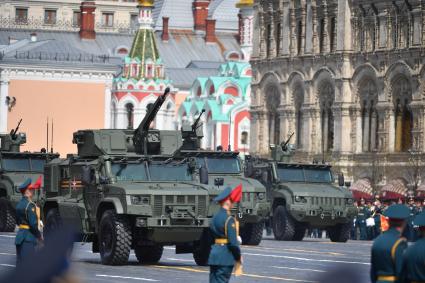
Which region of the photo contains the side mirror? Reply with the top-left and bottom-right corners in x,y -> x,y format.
82,166 -> 93,185
245,162 -> 254,177
261,171 -> 268,184
338,174 -> 345,187
199,165 -> 208,185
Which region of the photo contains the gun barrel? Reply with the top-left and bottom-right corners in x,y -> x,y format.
192,109 -> 205,130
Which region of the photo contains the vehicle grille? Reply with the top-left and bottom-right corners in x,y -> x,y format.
152,195 -> 207,217
311,197 -> 343,206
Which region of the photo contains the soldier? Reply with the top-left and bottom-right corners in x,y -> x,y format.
15,178 -> 43,266
370,204 -> 410,283
357,198 -> 370,240
208,185 -> 243,283
404,198 -> 419,242
400,210 -> 425,283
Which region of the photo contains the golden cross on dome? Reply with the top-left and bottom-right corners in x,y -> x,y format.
138,0 -> 154,7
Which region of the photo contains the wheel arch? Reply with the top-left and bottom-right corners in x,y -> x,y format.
96,198 -> 124,224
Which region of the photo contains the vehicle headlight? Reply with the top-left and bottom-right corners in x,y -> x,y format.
346,198 -> 354,205
131,195 -> 150,205
257,192 -> 265,200
295,196 -> 307,203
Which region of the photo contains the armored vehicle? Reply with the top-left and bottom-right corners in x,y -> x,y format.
174,112 -> 270,248
43,88 -> 210,265
0,121 -> 58,232
245,136 -> 356,242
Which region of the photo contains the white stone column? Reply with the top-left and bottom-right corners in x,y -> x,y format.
356,111 -> 362,153
269,114 -> 275,145
336,0 -> 352,52
104,83 -> 112,129
261,114 -> 269,155
323,112 -> 328,151
250,112 -> 258,153
305,0 -> 313,54
116,109 -> 127,129
339,105 -> 352,153
0,78 -> 10,133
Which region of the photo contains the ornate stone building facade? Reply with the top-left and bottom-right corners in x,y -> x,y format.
250,0 -> 425,193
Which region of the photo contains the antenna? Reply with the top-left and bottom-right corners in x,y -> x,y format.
46,117 -> 49,152
51,118 -> 54,153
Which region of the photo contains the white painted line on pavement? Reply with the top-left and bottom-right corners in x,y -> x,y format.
0,264 -> 15,267
163,247 -> 174,250
0,235 -> 15,238
0,252 -> 16,256
271,266 -> 326,273
96,274 -> 159,282
165,257 -> 194,262
244,252 -> 371,265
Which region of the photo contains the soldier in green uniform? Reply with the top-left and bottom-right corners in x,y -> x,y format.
15,178 -> 43,266
357,198 -> 370,240
208,186 -> 242,283
370,204 -> 410,283
401,210 -> 425,283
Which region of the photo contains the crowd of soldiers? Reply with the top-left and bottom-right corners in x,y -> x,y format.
352,196 -> 424,242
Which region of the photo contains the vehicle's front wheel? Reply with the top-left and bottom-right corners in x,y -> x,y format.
135,244 -> 163,264
240,221 -> 264,245
99,210 -> 132,265
328,222 -> 351,243
0,198 -> 16,232
193,229 -> 212,266
292,225 -> 306,241
272,205 -> 295,241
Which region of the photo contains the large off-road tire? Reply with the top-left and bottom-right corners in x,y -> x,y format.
272,205 -> 295,241
135,245 -> 163,264
0,198 -> 16,232
193,229 -> 212,266
99,210 -> 132,265
328,222 -> 351,243
240,221 -> 264,245
44,208 -> 62,238
292,225 -> 306,241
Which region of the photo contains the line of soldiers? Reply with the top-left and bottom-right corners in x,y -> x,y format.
371,204 -> 425,283
353,196 -> 424,241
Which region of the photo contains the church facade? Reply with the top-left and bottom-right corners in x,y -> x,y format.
250,0 -> 425,194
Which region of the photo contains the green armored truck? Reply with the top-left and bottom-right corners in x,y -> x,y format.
43,88 -> 210,265
245,136 -> 356,242
0,121 -> 58,232
174,112 -> 270,247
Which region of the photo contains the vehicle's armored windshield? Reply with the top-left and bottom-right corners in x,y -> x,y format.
112,163 -> 148,181
196,157 -> 241,174
277,166 -> 333,183
149,163 -> 192,181
1,157 -> 46,172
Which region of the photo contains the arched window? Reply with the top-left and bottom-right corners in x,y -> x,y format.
241,131 -> 248,145
330,17 -> 336,52
319,19 -> 325,53
319,82 -> 335,152
276,22 -> 281,54
297,20 -> 302,54
266,85 -> 281,145
266,24 -> 272,57
125,103 -> 134,129
293,86 -> 304,148
393,77 -> 412,152
359,79 -> 378,152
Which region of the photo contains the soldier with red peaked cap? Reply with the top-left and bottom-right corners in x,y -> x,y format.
15,178 -> 43,266
208,184 -> 242,283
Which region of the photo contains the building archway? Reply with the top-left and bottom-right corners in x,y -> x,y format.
358,78 -> 378,152
265,84 -> 281,145
125,103 -> 134,129
293,83 -> 304,149
318,81 -> 335,152
392,76 -> 412,152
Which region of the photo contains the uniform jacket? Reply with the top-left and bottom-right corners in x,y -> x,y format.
370,228 -> 407,283
401,237 -> 425,283
357,206 -> 370,224
208,207 -> 241,266
15,197 -> 41,245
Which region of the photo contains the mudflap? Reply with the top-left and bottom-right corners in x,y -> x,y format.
176,243 -> 194,254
